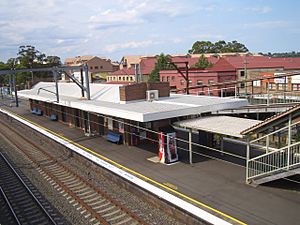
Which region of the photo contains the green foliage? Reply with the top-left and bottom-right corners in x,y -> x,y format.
188,40 -> 248,54
17,45 -> 46,68
260,51 -> 300,58
0,45 -> 62,86
194,54 -> 213,69
149,53 -> 174,82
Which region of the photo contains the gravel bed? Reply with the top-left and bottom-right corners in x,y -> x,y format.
0,114 -> 186,225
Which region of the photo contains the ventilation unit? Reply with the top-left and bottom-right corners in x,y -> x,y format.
146,90 -> 159,101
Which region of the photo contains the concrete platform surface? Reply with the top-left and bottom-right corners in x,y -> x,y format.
1,99 -> 300,225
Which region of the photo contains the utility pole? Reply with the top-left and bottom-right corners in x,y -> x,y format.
243,56 -> 249,98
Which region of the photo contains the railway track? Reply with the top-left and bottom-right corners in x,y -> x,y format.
0,119 -> 147,225
0,153 -> 59,225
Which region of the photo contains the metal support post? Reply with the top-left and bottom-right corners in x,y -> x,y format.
220,135 -> 224,155
80,69 -> 85,97
221,88 -> 223,98
84,65 -> 91,100
267,80 -> 270,106
287,114 -> 292,169
53,70 -> 59,103
189,129 -> 193,165
266,135 -> 269,153
134,64 -> 139,83
234,85 -> 237,98
88,112 -> 91,135
9,74 -> 12,94
251,80 -> 254,104
246,137 -> 250,183
284,75 -> 287,102
139,63 -> 143,82
13,73 -> 18,107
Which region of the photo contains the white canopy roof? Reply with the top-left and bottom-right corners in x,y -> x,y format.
174,116 -> 261,138
18,82 -> 248,122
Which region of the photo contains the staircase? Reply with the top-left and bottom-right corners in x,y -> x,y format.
247,141 -> 300,185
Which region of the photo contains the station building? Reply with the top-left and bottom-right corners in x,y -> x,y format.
18,82 -> 247,149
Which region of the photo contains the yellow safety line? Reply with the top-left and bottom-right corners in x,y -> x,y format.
5,109 -> 247,225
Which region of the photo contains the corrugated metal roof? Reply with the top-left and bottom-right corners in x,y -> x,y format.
174,116 -> 261,138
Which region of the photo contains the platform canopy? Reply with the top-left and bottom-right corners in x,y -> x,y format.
174,116 -> 261,138
18,82 -> 248,122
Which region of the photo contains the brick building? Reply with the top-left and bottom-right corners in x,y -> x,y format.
160,58 -> 236,96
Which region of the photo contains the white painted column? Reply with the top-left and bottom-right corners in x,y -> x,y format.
287,114 -> 292,169
246,136 -> 250,184
189,129 -> 193,165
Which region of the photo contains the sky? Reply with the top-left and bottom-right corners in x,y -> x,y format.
0,0 -> 299,63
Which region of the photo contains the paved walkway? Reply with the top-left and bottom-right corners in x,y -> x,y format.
2,99 -> 300,225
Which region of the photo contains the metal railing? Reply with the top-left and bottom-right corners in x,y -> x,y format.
247,141 -> 300,181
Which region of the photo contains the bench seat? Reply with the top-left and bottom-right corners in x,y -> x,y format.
50,113 -> 58,121
107,131 -> 121,144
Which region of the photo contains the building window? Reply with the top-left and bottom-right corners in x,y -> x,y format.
277,84 -> 286,90
253,80 -> 261,87
180,79 -> 185,85
188,80 -> 192,84
172,76 -> 175,81
100,66 -> 103,69
208,80 -> 214,85
161,76 -> 164,82
292,84 -> 300,91
130,76 -> 133,81
241,83 -> 245,88
113,77 -> 116,81
123,77 -> 126,81
197,80 -> 203,86
95,66 -> 99,70
267,83 -> 276,90
167,76 -> 170,82
118,76 -> 121,81
240,71 -> 245,77
90,66 -> 93,70
126,76 -> 129,81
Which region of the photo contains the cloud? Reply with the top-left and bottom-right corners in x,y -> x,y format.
89,0 -> 198,29
104,40 -> 154,53
246,6 -> 272,14
244,21 -> 290,29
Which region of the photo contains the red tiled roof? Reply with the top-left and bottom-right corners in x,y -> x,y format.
207,58 -> 236,72
109,67 -> 135,76
224,56 -> 284,69
270,57 -> 300,70
171,56 -> 218,68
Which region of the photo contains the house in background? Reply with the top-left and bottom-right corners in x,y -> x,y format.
108,55 -> 205,83
161,58 -> 236,96
64,56 -> 119,82
107,56 -> 157,83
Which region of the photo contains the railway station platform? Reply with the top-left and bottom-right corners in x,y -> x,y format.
1,100 -> 299,225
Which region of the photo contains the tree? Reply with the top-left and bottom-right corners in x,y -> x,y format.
149,54 -> 174,82
45,56 -> 61,67
188,41 -> 214,54
261,51 -> 300,58
194,54 -> 213,69
188,40 -> 248,54
17,45 -> 46,69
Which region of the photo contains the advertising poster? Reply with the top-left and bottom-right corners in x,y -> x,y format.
166,132 -> 178,163
158,132 -> 165,163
